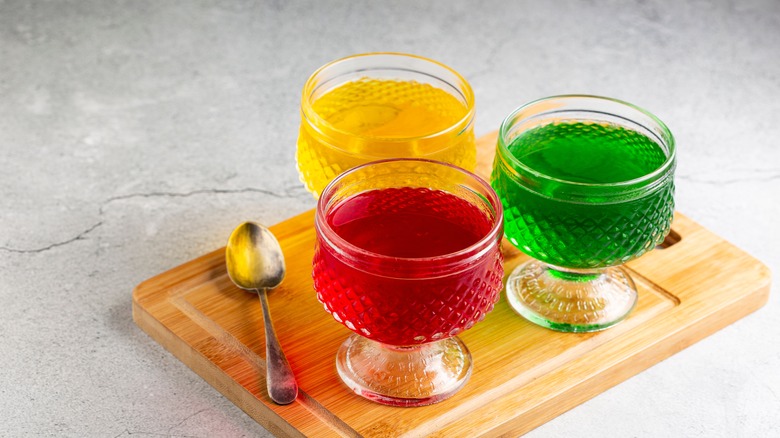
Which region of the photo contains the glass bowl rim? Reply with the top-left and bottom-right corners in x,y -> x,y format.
496,94 -> 676,191
301,52 -> 476,144
315,158 -> 503,270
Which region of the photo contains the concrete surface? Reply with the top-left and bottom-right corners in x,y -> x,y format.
1,0 -> 778,436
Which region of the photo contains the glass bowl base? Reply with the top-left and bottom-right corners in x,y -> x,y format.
506,260 -> 638,333
335,334 -> 472,407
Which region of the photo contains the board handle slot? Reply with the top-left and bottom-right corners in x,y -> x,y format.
656,229 -> 681,249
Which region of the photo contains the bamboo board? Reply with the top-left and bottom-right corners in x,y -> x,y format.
133,132 -> 771,437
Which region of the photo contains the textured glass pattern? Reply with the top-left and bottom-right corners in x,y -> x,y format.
314,248 -> 503,345
297,78 -> 475,197
313,186 -> 503,345
494,178 -> 674,268
492,121 -> 675,269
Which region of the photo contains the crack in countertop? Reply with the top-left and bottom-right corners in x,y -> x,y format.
1,185 -> 309,254
0,221 -> 103,254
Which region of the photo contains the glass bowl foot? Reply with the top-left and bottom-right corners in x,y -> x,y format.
335,334 -> 472,406
506,260 -> 638,332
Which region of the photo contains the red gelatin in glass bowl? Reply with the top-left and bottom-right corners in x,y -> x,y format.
313,186 -> 504,346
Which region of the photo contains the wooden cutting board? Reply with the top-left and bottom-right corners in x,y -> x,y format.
132,132 -> 771,437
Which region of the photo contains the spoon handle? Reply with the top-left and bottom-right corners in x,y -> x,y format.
257,288 -> 298,405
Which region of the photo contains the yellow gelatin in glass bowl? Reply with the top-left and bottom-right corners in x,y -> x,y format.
296,54 -> 476,198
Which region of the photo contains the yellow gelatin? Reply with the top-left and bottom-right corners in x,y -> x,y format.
297,78 -> 475,197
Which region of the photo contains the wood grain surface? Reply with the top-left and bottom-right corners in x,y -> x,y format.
133,132 -> 771,437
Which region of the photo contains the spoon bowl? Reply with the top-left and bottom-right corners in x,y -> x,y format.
226,222 -> 286,290
226,221 -> 297,405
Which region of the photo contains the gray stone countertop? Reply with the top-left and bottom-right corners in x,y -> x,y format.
1,1 -> 778,436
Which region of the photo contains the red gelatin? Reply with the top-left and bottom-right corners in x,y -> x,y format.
313,187 -> 504,345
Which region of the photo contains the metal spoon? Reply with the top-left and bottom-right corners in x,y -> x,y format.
225,221 -> 298,405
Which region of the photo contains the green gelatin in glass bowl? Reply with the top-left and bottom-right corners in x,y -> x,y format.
491,95 -> 675,332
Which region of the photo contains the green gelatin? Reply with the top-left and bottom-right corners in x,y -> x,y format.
491,121 -> 674,269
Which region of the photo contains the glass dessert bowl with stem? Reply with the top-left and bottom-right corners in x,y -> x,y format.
491,95 -> 676,333
313,158 -> 504,406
